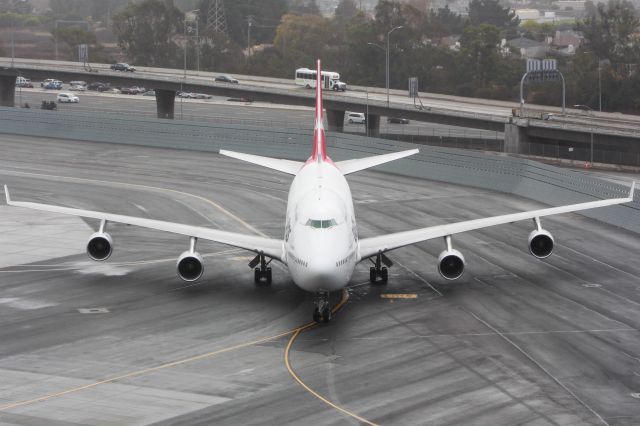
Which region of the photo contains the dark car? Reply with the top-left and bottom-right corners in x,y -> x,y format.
191,93 -> 212,99
215,75 -> 238,84
387,117 -> 410,124
110,63 -> 135,72
87,82 -> 109,91
119,86 -> 144,95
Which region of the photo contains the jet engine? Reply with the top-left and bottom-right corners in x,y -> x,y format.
177,250 -> 204,282
86,232 -> 113,261
437,249 -> 465,280
528,229 -> 554,259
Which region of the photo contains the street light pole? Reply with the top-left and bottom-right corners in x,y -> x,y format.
598,61 -> 602,112
183,18 -> 187,79
386,25 -> 403,107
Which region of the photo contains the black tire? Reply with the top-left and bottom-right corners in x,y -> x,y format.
322,307 -> 332,323
254,268 -> 260,284
369,267 -> 376,283
313,308 -> 321,323
349,119 -> 353,124
266,268 -> 272,285
381,267 -> 388,283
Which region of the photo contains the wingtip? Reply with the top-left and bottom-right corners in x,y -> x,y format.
4,184 -> 10,204
630,181 -> 636,201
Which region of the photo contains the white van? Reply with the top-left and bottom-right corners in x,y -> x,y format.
346,112 -> 366,124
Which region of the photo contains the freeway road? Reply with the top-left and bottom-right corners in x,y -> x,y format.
14,88 -> 503,140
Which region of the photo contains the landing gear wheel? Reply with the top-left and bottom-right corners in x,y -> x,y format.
322,307 -> 332,323
313,292 -> 331,323
251,254 -> 273,285
381,267 -> 388,283
369,254 -> 392,284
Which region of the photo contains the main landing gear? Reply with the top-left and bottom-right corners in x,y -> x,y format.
313,292 -> 332,323
369,252 -> 393,284
249,252 -> 272,285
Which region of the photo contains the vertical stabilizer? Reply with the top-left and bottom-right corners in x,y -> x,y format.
310,59 -> 328,162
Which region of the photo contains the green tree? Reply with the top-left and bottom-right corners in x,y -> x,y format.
459,23 -> 501,87
273,13 -> 331,65
113,0 -> 182,67
51,26 -> 97,60
468,0 -> 519,34
429,5 -> 467,38
577,0 -> 640,73
334,0 -> 359,26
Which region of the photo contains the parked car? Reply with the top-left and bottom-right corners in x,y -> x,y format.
347,112 -> 366,124
178,92 -> 194,98
119,86 -> 143,95
57,92 -> 79,103
191,93 -> 212,99
16,76 -> 33,88
215,75 -> 238,84
142,90 -> 156,97
69,80 -> 87,87
387,117 -> 410,124
44,81 -> 63,90
87,82 -> 108,91
110,63 -> 136,72
103,88 -> 121,94
332,81 -> 347,91
69,84 -> 86,91
41,78 -> 62,88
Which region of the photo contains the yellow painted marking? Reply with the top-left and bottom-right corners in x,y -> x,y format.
381,293 -> 418,299
284,290 -> 379,426
0,328 -> 297,411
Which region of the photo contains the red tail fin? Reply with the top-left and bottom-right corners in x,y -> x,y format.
310,59 -> 328,162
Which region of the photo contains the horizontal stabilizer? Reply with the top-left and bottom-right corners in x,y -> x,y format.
219,150 -> 304,175
335,149 -> 419,175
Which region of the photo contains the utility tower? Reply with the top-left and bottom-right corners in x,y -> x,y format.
206,0 -> 228,36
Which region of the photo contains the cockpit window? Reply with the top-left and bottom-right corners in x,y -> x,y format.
305,218 -> 338,229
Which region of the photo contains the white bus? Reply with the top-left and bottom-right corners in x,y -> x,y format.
295,68 -> 347,91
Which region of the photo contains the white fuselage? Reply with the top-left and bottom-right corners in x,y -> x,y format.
284,160 -> 357,292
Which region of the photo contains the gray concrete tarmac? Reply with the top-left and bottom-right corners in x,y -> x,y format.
1,135 -> 640,425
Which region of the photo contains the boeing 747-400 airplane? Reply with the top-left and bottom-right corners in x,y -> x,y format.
4,60 -> 634,322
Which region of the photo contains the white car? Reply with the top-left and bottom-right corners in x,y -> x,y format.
347,112 -> 366,124
57,93 -> 79,103
69,84 -> 86,91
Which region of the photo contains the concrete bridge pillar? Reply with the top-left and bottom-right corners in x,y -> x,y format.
326,109 -> 345,132
366,114 -> 380,138
0,75 -> 16,107
504,123 -> 529,154
155,89 -> 176,119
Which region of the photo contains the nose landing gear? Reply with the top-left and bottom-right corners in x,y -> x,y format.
249,252 -> 272,285
313,292 -> 331,323
369,252 -> 392,284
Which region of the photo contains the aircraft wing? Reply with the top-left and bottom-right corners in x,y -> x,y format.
219,150 -> 304,175
4,186 -> 284,261
335,149 -> 419,175
358,182 -> 635,261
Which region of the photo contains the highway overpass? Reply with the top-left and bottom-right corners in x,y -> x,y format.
1,58 -> 640,165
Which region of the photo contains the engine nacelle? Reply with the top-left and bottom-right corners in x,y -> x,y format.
86,232 -> 113,261
528,229 -> 554,259
437,249 -> 465,280
177,251 -> 204,282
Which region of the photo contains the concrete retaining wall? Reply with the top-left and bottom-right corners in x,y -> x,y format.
1,107 -> 638,233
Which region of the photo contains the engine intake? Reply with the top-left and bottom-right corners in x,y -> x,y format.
438,249 -> 465,280
87,232 -> 113,261
177,251 -> 204,282
528,229 -> 554,259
